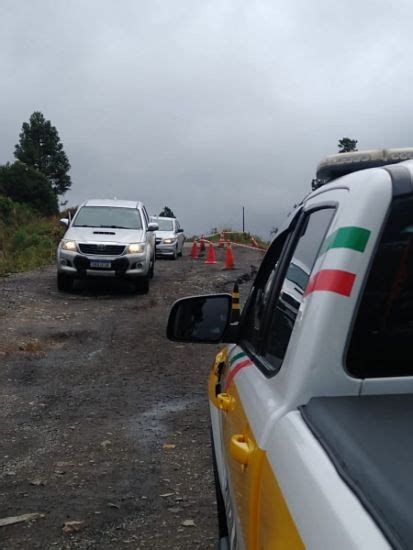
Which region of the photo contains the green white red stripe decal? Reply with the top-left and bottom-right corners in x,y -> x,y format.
304,269 -> 356,297
225,351 -> 252,390
223,228 -> 371,384
305,226 -> 370,297
319,226 -> 370,256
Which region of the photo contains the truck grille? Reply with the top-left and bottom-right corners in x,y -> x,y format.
78,243 -> 125,255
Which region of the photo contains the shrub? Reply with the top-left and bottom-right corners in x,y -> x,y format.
0,161 -> 58,216
0,196 -> 60,276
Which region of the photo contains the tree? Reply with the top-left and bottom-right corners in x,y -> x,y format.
159,206 -> 175,218
14,111 -> 72,195
338,137 -> 358,153
0,162 -> 58,215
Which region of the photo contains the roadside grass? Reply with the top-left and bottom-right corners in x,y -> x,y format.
0,197 -> 62,276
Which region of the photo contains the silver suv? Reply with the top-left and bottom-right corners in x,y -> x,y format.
56,199 -> 158,292
151,216 -> 185,259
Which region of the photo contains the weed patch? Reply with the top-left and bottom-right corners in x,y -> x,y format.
0,197 -> 62,276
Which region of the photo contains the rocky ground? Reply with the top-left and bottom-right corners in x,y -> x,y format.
0,244 -> 263,549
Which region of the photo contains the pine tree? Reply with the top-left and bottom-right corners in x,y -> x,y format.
159,206 -> 175,218
338,137 -> 358,153
14,111 -> 72,195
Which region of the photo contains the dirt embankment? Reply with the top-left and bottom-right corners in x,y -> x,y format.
0,245 -> 262,549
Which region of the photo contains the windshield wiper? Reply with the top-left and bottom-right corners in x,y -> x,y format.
99,225 -> 131,229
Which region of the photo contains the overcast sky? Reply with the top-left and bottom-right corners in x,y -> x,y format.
1,0 -> 413,238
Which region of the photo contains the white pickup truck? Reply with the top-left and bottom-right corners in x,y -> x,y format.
167,148 -> 413,549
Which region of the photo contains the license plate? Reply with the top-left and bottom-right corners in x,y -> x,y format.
90,260 -> 112,269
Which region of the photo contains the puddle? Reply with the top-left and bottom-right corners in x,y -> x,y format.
129,395 -> 202,446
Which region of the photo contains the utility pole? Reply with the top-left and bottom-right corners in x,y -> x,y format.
242,206 -> 245,234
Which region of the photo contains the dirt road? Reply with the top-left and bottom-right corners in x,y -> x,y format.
0,244 -> 262,549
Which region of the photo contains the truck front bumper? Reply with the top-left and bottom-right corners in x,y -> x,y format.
57,250 -> 149,278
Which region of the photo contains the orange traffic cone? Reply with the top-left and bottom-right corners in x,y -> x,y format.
205,242 -> 217,264
190,240 -> 199,259
218,231 -> 225,248
200,234 -> 206,253
223,241 -> 235,270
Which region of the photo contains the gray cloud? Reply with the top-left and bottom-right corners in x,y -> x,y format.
1,0 -> 413,237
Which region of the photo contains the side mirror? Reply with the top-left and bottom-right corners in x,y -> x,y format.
148,223 -> 159,231
167,294 -> 232,343
59,218 -> 69,227
177,228 -> 184,233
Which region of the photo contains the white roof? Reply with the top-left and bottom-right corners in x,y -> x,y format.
82,199 -> 143,209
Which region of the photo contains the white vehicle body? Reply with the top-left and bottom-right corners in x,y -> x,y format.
151,216 -> 185,259
57,199 -> 157,291
168,150 -> 413,549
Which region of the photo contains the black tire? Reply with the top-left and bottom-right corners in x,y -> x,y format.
134,274 -> 150,294
171,246 -> 178,260
210,427 -> 228,541
150,255 -> 155,279
57,273 -> 74,291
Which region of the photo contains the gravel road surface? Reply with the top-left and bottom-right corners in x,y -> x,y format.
0,244 -> 263,549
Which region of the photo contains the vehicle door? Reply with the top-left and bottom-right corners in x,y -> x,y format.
142,206 -> 154,254
175,220 -> 184,251
209,222 -> 295,549
213,206 -> 337,548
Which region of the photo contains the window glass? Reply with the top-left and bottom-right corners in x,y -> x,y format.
264,208 -> 334,372
153,219 -> 174,231
242,231 -> 290,353
347,195 -> 413,378
142,207 -> 149,227
73,206 -> 142,230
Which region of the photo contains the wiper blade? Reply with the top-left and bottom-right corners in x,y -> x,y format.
99,225 -> 129,229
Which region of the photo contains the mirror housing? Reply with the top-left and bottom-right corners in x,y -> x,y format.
177,228 -> 184,233
59,218 -> 69,227
148,222 -> 159,231
167,294 -> 233,343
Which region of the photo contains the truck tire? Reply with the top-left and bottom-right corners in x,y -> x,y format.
149,255 -> 155,279
134,274 -> 150,294
57,273 -> 74,291
210,427 -> 228,543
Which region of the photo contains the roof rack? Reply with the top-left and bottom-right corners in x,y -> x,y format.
313,148 -> 413,189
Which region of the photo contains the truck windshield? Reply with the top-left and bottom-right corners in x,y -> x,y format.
155,219 -> 174,231
347,194 -> 413,377
74,207 -> 143,230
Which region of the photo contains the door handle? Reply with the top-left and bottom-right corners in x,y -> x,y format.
217,392 -> 235,412
230,434 -> 253,466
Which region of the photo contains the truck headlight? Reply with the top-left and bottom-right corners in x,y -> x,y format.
163,238 -> 176,244
61,240 -> 77,251
128,243 -> 145,253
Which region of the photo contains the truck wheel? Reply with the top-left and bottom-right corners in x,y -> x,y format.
135,274 -> 150,294
210,427 -> 228,542
149,255 -> 155,279
57,273 -> 73,291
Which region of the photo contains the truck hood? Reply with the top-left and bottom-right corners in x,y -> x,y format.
155,231 -> 176,239
63,227 -> 145,244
